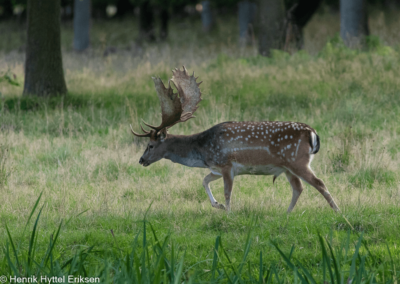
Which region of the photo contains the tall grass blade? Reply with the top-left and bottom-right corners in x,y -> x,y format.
386,243 -> 396,283
153,249 -> 165,284
219,236 -> 240,280
16,192 -> 43,258
294,266 -> 299,284
349,233 -> 363,281
4,224 -> 20,274
132,248 -> 142,282
25,191 -> 43,229
289,245 -> 295,261
4,243 -> 19,275
65,209 -> 89,226
144,200 -> 154,220
326,239 -> 342,284
44,220 -> 63,266
264,265 -> 272,284
148,221 -> 165,253
234,218 -> 254,282
271,241 -> 308,283
211,236 -> 220,281
296,262 -> 317,284
356,256 -> 366,283
259,251 -> 263,284
344,230 -> 351,264
217,251 -> 233,284
27,204 -> 44,269
272,265 -> 281,284
173,254 -> 185,284
141,220 -> 148,283
318,234 -> 334,284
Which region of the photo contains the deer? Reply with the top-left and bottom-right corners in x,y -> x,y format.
130,66 -> 339,212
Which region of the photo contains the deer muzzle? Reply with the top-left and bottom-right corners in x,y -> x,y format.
139,157 -> 149,167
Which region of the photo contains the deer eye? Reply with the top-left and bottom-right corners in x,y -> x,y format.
149,145 -> 154,149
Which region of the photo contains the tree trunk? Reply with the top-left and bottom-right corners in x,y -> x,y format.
73,0 -> 90,51
258,0 -> 285,56
340,0 -> 369,47
384,0 -> 400,9
138,1 -> 155,42
160,7 -> 169,40
284,0 -> 322,51
116,0 -> 134,17
0,0 -> 14,20
238,1 -> 257,45
201,1 -> 213,32
23,0 -> 67,96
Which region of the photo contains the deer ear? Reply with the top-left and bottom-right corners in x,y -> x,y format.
158,128 -> 167,141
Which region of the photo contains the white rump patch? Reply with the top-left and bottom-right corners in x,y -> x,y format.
310,132 -> 318,154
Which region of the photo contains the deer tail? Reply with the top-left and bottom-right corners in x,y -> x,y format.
309,131 -> 320,154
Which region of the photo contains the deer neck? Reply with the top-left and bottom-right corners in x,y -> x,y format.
163,134 -> 207,168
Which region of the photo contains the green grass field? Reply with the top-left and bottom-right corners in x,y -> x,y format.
1,13 -> 400,283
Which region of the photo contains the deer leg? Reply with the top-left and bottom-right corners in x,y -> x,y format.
285,171 -> 304,213
202,173 -> 225,210
222,167 -> 235,211
288,167 -> 339,211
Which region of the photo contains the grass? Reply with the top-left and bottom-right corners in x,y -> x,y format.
3,195 -> 399,283
1,11 -> 400,282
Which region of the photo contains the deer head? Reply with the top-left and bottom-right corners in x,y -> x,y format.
131,66 -> 202,167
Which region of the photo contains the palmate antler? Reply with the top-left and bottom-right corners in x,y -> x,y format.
131,66 -> 202,137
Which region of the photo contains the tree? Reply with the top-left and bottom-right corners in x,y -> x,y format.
257,0 -> 322,56
23,0 -> 67,96
258,0 -> 285,56
283,0 -> 322,51
73,0 -> 91,51
136,0 -> 171,42
238,1 -> 257,46
0,0 -> 14,20
159,5 -> 169,40
340,0 -> 369,47
201,1 -> 214,32
138,0 -> 155,41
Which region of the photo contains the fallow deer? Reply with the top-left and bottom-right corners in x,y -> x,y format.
131,66 -> 339,212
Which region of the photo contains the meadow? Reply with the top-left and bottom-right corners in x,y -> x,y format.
1,10 -> 400,283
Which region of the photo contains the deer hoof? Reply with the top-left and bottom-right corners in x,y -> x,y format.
212,202 -> 226,210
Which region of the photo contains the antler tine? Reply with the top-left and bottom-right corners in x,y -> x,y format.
130,124 -> 152,137
142,120 -> 157,130
140,122 -> 151,134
